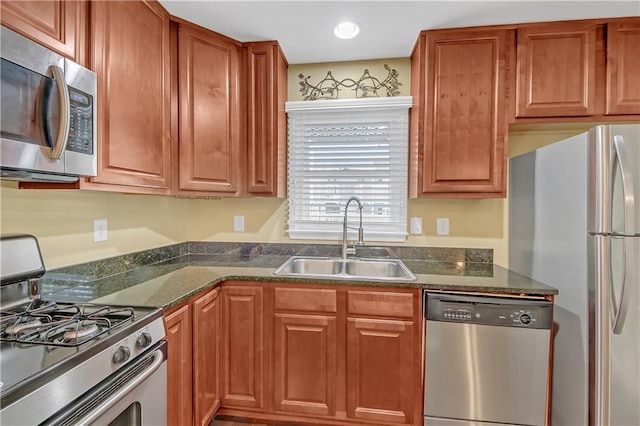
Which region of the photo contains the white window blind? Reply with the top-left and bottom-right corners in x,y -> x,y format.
285,97 -> 412,242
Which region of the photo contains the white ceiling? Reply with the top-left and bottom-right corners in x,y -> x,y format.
159,1 -> 640,64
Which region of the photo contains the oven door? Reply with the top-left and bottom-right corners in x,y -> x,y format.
42,341 -> 167,426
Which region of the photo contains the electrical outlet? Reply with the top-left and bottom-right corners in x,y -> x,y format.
233,216 -> 245,232
410,217 -> 423,235
93,219 -> 108,242
436,218 -> 449,235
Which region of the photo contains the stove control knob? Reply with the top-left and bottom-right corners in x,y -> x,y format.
113,346 -> 131,364
136,332 -> 152,349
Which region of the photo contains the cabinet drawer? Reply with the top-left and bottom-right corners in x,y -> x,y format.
274,287 -> 337,313
347,291 -> 414,318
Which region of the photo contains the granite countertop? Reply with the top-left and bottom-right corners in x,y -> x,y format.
41,246 -> 557,310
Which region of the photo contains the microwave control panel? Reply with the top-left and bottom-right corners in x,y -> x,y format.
67,87 -> 93,155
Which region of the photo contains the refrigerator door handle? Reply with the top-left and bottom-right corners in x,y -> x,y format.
613,135 -> 636,236
611,236 -> 633,334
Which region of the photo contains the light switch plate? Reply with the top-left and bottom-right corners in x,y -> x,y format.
436,218 -> 449,236
233,216 -> 245,232
410,217 -> 422,235
93,219 -> 108,242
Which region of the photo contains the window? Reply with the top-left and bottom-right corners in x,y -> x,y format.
285,97 -> 412,242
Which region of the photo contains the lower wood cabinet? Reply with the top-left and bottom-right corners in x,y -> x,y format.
346,318 -> 415,424
193,287 -> 222,426
221,284 -> 264,410
164,286 -> 221,426
164,303 -> 193,426
273,313 -> 337,416
167,282 -> 421,425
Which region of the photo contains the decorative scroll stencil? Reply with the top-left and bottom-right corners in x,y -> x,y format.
298,64 -> 401,100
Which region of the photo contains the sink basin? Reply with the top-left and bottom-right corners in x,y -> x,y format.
273,256 -> 417,282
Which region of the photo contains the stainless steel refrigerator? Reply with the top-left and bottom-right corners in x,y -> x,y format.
509,124 -> 640,426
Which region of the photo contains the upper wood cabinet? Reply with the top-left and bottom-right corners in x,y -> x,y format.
245,41 -> 288,197
606,18 -> 640,115
173,30 -> 288,198
516,23 -> 597,117
410,28 -> 508,198
89,0 -> 172,193
175,21 -> 242,195
0,0 -> 87,64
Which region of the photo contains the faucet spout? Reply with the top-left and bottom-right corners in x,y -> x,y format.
342,196 -> 364,260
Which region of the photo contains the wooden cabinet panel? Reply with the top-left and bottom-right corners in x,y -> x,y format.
607,19 -> 640,115
274,287 -> 337,313
222,285 -> 264,409
245,41 -> 288,197
346,318 -> 414,424
0,0 -> 86,63
347,290 -> 413,319
411,29 -> 507,196
89,0 -> 171,192
516,23 -> 597,117
177,23 -> 242,194
164,304 -> 193,426
273,314 -> 336,416
193,288 -> 222,426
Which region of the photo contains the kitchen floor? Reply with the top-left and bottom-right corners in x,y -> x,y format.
210,415 -> 316,426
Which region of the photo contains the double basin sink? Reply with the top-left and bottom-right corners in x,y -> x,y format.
274,256 -> 417,282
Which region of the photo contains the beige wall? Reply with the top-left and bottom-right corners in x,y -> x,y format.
0,58 -> 584,270
0,181 -> 188,268
289,58 -> 411,101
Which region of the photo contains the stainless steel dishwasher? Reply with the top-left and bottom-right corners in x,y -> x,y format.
424,293 -> 553,426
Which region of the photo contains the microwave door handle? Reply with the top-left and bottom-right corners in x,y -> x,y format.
613,135 -> 636,236
46,65 -> 70,160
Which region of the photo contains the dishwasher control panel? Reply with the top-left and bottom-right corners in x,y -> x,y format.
425,293 -> 553,330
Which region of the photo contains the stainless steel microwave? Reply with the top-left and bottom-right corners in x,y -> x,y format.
0,26 -> 97,182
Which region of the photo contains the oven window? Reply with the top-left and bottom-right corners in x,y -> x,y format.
0,58 -> 60,147
109,401 -> 142,426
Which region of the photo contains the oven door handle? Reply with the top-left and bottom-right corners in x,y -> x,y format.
72,346 -> 165,425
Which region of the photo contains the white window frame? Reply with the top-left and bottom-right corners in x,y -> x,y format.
285,96 -> 412,242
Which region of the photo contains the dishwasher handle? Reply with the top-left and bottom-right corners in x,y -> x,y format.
425,292 -> 553,330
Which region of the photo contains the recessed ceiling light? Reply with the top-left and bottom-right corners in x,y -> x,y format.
334,21 -> 360,39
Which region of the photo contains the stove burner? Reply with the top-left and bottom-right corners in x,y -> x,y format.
4,319 -> 44,336
63,321 -> 100,341
0,304 -> 135,347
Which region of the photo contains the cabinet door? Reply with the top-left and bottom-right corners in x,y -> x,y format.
273,314 -> 336,416
177,23 -> 241,194
606,19 -> 640,115
516,23 -> 597,117
417,29 -> 507,195
245,42 -> 287,197
347,318 -> 414,424
90,0 -> 171,192
164,304 -> 193,426
222,285 -> 264,409
0,0 -> 86,63
193,288 -> 222,426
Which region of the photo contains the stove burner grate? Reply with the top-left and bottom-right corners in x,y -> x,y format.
0,304 -> 135,347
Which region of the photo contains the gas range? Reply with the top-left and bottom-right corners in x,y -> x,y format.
0,235 -> 167,425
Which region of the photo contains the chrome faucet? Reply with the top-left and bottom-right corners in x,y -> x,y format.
342,196 -> 365,259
